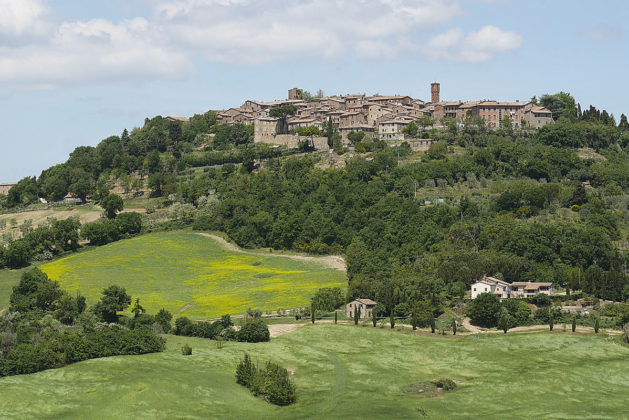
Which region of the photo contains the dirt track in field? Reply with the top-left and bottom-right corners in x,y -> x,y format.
197,233 -> 346,271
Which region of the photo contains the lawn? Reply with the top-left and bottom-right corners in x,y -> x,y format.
0,325 -> 627,419
39,231 -> 345,319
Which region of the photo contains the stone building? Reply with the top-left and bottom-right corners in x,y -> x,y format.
346,298 -> 377,319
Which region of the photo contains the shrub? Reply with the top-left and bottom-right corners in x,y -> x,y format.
238,319 -> 270,343
432,378 -> 457,391
236,353 -> 256,387
262,362 -> 297,406
235,355 -> 296,406
182,344 -> 192,356
311,287 -> 345,312
466,293 -> 501,328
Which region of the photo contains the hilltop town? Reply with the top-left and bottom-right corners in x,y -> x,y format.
199,83 -> 553,147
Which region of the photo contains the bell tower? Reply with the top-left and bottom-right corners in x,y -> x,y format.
430,82 -> 440,103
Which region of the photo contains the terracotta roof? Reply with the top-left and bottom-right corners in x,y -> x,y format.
356,298 -> 377,305
166,116 -> 189,122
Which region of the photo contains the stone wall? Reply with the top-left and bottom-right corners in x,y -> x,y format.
254,134 -> 329,151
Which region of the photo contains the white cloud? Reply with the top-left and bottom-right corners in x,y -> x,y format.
423,25 -> 522,63
0,0 -> 54,43
0,0 -> 524,89
0,16 -> 191,89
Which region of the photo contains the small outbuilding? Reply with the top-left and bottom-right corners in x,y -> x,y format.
346,298 -> 377,319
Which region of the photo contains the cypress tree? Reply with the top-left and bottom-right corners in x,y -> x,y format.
354,307 -> 360,325
430,318 -> 436,334
372,309 -> 377,327
452,319 -> 457,335
549,314 -> 554,331
594,317 -> 600,334
334,311 -> 337,324
311,305 -> 315,324
390,309 -> 395,329
572,316 -> 576,333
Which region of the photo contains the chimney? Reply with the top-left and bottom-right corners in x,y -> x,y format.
431,82 -> 440,103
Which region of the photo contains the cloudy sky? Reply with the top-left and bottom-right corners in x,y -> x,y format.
1,0 -> 627,181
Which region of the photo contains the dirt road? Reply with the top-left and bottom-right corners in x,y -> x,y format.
196,233 -> 346,271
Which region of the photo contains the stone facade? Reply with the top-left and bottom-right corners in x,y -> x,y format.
0,183 -> 17,195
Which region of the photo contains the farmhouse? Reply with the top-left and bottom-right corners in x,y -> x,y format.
471,275 -> 555,300
346,298 -> 377,319
510,282 -> 555,298
471,276 -> 511,299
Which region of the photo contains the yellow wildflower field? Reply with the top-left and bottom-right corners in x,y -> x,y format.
41,231 -> 345,319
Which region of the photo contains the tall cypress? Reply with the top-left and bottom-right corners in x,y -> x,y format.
594,317 -> 600,334
390,309 -> 395,329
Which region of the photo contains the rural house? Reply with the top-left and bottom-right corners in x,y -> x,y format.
346,298 -> 377,319
471,275 -> 511,300
510,282 -> 555,298
471,275 -> 555,300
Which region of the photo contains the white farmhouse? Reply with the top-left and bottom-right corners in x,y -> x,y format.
471,275 -> 511,300
471,276 -> 555,300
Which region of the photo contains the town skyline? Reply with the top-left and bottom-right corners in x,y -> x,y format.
1,0 -> 628,181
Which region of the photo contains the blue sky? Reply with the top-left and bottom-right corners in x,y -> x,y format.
1,0 -> 627,182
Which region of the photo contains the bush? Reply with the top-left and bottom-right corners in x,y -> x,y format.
466,293 -> 501,328
235,354 -> 296,406
238,319 -> 270,343
432,378 -> 457,391
182,344 -> 192,355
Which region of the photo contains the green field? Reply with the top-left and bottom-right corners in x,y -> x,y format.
39,231 -> 345,318
0,325 -> 627,419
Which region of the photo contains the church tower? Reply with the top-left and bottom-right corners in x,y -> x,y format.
431,82 -> 440,103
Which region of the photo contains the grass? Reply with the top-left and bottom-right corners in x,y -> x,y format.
0,325 -> 627,419
40,231 -> 345,319
0,267 -> 32,310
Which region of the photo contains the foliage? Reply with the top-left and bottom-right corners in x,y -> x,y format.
466,293 -> 501,328
236,354 -> 296,406
181,344 -> 192,356
311,287 -> 345,312
237,319 -> 270,343
101,194 -> 124,219
93,286 -> 132,323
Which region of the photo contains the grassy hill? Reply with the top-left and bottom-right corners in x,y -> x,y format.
0,325 -> 627,419
39,231 -> 345,319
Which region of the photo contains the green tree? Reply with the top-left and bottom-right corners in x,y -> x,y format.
131,297 -> 146,318
594,317 -> 600,334
155,308 -> 173,333
403,121 -> 418,138
430,317 -> 436,334
466,293 -> 501,328
451,318 -> 457,335
497,308 -> 510,334
311,304 -> 315,324
549,313 -> 554,331
372,309 -> 377,327
101,194 -> 124,219
571,315 -> 576,333
93,285 -> 132,323
334,311 -> 338,324
390,309 -> 395,329
311,287 -> 345,312
236,353 -> 256,387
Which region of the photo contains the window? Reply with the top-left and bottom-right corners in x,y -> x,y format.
473,288 -> 476,291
